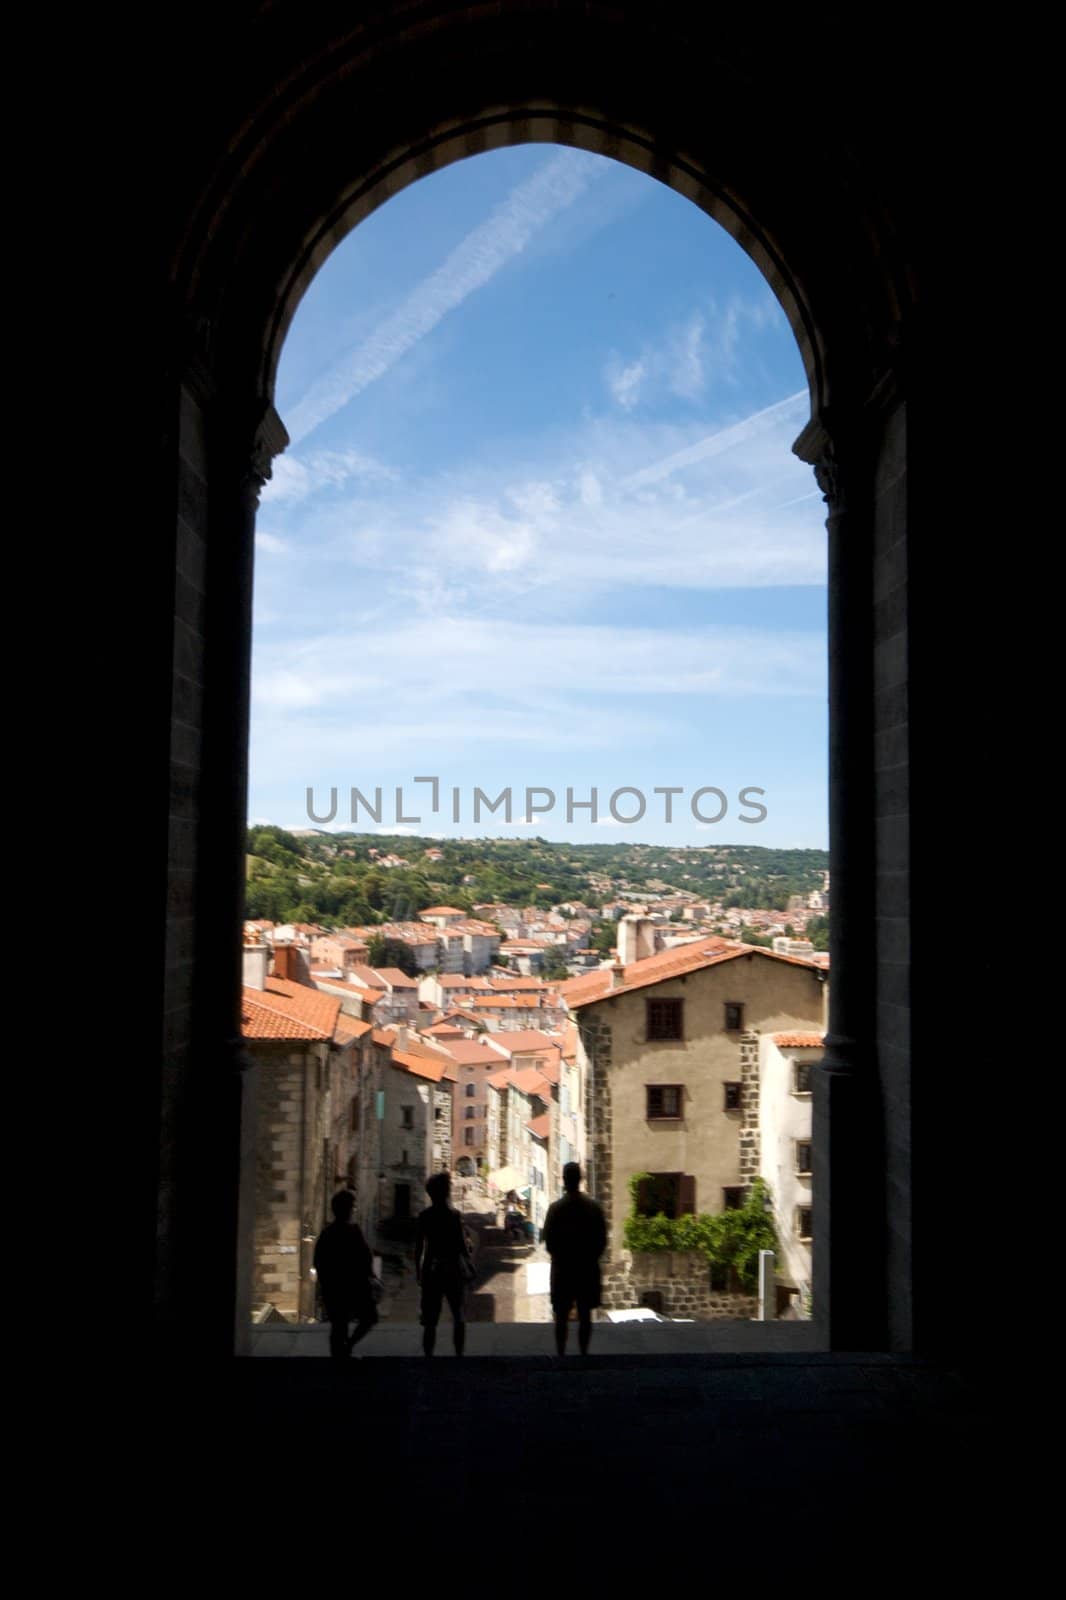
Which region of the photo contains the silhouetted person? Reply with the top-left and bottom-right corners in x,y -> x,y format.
313,1190 -> 378,1359
543,1162 -> 607,1356
415,1172 -> 474,1357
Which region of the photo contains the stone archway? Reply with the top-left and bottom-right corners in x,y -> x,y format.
156,4 -> 918,1358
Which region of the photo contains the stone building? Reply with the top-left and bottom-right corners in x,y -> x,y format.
563,939 -> 826,1265
240,972 -> 347,1322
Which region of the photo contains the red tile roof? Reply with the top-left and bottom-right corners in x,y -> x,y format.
771,1032 -> 825,1048
241,978 -> 341,1042
437,1039 -> 508,1067
391,1050 -> 447,1082
334,1014 -> 373,1042
527,1113 -> 551,1139
561,938 -> 824,1008
482,1030 -> 562,1055
420,905 -> 466,917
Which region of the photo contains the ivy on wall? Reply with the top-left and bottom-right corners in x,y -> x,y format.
622,1171 -> 778,1293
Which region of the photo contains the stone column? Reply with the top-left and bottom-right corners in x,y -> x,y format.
794,415 -> 887,1351
173,392 -> 289,1361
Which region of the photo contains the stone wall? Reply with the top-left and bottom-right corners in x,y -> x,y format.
738,1030 -> 761,1193
601,1250 -> 756,1322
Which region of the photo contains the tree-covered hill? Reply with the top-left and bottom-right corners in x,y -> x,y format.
244,827 -> 829,929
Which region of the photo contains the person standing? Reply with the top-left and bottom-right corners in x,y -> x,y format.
543,1163 -> 607,1357
414,1172 -> 475,1357
312,1190 -> 378,1359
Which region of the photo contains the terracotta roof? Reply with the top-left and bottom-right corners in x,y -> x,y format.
489,977 -> 547,991
486,1069 -> 515,1090
527,1113 -> 551,1139
371,966 -> 418,987
241,978 -> 341,1042
561,938 -> 824,1008
334,1014 -> 373,1042
391,1050 -> 447,1082
512,1068 -> 551,1097
466,995 -> 528,1008
420,905 -> 466,916
482,1030 -> 562,1055
438,1039 -> 507,1067
437,975 -> 491,989
771,1032 -> 825,1048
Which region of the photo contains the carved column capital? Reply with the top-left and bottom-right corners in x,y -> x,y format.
242,401 -> 290,504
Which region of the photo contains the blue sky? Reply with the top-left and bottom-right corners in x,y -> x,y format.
250,146 -> 827,848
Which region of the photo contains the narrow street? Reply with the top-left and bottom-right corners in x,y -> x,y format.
375,1179 -> 552,1327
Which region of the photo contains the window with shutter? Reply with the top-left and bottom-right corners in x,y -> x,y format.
679,1174 -> 697,1215
637,1172 -> 682,1218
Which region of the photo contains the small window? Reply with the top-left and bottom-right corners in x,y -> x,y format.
401,1105 -> 414,1129
465,1106 -> 475,1120
434,1107 -> 443,1122
793,1060 -> 814,1095
795,1140 -> 813,1176
646,998 -> 684,1041
723,1082 -> 742,1111
646,1085 -> 683,1120
464,1128 -> 475,1146
722,1186 -> 744,1210
796,1206 -> 813,1241
465,1083 -> 476,1098
724,1002 -> 744,1031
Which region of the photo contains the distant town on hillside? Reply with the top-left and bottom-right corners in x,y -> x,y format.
246,828 -> 830,958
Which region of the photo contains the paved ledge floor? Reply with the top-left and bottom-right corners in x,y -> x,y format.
251,1317 -> 824,1357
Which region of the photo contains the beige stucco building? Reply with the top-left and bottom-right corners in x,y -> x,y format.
565,938 -> 826,1260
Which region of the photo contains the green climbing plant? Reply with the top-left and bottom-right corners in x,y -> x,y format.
622,1171 -> 778,1293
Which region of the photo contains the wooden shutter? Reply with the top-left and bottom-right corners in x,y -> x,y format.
679,1174 -> 697,1216
636,1175 -> 653,1216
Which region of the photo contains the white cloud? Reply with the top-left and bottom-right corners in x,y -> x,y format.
606,358 -> 646,410
255,531 -> 288,554
668,313 -> 706,401
284,149 -> 604,445
262,448 -> 396,506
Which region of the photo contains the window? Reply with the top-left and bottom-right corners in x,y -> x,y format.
724,1002 -> 744,1031
646,1085 -> 683,1120
434,1108 -> 443,1122
646,998 -> 684,1041
795,1140 -> 813,1176
401,1105 -> 414,1129
465,1106 -> 475,1120
635,1172 -> 696,1219
793,1060 -> 814,1094
464,1128 -> 475,1146
723,1082 -> 742,1111
465,1083 -> 476,1098
350,1100 -> 360,1132
722,1187 -> 744,1210
796,1206 -> 813,1241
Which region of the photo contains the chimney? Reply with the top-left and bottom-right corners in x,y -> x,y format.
617,915 -> 659,965
273,942 -> 298,982
394,1023 -> 410,1049
610,962 -> 626,990
242,943 -> 269,991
